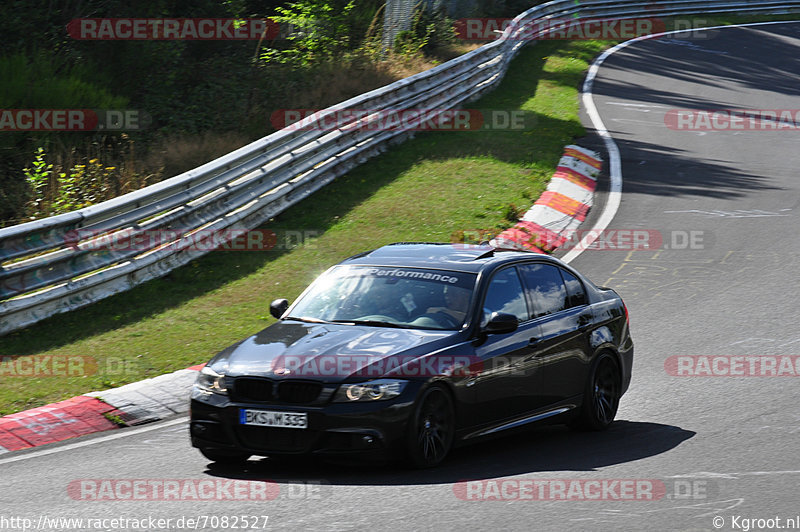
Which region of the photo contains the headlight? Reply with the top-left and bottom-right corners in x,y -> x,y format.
333,379 -> 408,402
194,366 -> 228,395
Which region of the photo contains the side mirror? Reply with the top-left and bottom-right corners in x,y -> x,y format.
270,298 -> 289,319
483,312 -> 518,334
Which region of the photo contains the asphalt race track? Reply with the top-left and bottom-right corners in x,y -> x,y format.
2,22 -> 799,532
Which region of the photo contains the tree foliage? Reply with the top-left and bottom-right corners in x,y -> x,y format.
0,0 -> 462,224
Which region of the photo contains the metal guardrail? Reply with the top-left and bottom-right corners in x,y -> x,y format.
2,0 -> 799,335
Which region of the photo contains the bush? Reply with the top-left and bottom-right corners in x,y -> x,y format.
21,144 -> 157,220
261,0 -> 360,65
393,4 -> 456,57
0,53 -> 130,224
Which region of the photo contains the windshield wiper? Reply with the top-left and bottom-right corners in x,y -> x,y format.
329,319 -> 406,328
283,316 -> 329,324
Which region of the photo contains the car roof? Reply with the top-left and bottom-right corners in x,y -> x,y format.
339,242 -> 566,273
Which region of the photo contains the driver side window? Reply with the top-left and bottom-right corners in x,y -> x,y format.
482,267 -> 528,326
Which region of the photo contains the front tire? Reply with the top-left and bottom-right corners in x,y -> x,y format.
405,385 -> 455,468
571,352 -> 621,431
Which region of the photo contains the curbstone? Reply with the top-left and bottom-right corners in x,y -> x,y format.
491,144 -> 602,253
0,365 -> 204,453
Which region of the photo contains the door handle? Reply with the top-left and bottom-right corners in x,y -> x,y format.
577,313 -> 592,331
529,337 -> 540,346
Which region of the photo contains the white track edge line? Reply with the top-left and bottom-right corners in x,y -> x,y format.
561,19 -> 800,264
0,417 -> 187,465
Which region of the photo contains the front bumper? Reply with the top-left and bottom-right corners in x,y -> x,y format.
189,384 -> 421,458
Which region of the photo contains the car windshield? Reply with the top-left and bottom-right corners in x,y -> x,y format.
287,266 -> 477,330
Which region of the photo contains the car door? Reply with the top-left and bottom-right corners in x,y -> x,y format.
517,263 -> 593,406
469,266 -> 545,427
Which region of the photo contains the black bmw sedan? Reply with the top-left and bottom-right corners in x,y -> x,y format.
190,243 -> 633,468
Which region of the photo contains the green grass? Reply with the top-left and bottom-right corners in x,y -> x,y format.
0,39 -> 608,415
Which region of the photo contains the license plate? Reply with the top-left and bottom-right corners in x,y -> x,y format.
240,409 -> 307,429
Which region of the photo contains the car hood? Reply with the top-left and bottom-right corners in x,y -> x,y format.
206,321 -> 458,382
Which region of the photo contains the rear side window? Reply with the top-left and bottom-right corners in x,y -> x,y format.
560,268 -> 587,308
518,263 -> 567,318
482,267 -> 528,325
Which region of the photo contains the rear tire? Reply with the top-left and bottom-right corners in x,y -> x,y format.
570,352 -> 621,431
405,385 -> 455,468
199,448 -> 251,464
